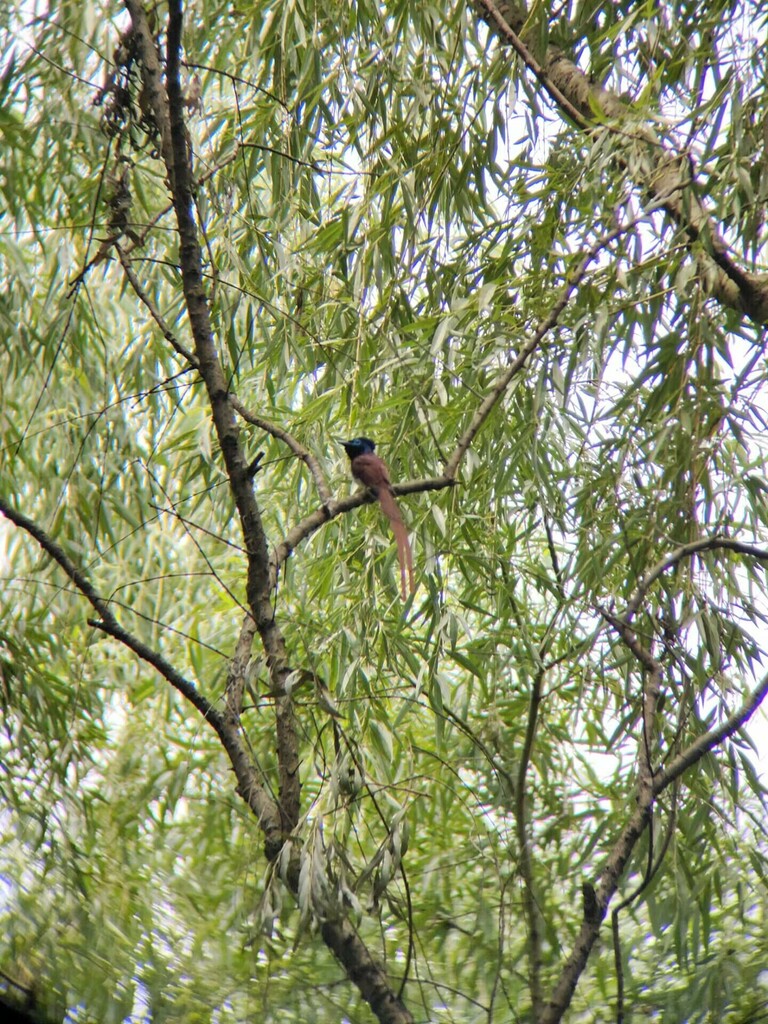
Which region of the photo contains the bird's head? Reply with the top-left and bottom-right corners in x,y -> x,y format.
341,437 -> 377,459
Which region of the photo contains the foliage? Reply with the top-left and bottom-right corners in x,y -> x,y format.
2,1 -> 768,1022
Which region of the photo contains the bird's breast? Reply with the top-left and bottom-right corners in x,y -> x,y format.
351,453 -> 391,490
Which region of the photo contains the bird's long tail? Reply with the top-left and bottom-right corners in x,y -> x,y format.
378,487 -> 415,601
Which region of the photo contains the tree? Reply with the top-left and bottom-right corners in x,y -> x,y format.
2,0 -> 768,1021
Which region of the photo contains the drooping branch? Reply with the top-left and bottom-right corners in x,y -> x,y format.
0,493 -> 284,855
474,0 -> 768,324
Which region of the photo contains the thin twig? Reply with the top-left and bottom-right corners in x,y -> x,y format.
443,206 -> 673,480
654,670 -> 768,794
624,537 -> 768,621
230,397 -> 334,505
118,245 -> 199,367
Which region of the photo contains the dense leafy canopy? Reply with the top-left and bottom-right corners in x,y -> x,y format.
2,1 -> 768,1022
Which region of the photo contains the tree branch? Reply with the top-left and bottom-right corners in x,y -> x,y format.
271,475 -> 458,584
225,613 -> 256,725
117,244 -> 199,368
0,493 -> 284,855
119,239 -> 333,510
600,608 -> 663,782
624,536 -> 768,621
444,213 -> 651,479
320,917 -> 414,1024
125,0 -> 301,835
474,0 -> 768,324
121,6 -> 413,1021
654,669 -> 768,795
118,239 -> 333,510
542,536 -> 768,1023
229,396 -> 334,505
541,801 -> 651,1024
515,667 -> 545,1017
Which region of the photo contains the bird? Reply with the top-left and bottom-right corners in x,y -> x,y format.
341,437 -> 415,601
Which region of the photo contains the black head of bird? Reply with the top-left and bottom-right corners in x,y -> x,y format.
341,437 -> 377,459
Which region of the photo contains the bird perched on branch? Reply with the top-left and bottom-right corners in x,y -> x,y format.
341,437 -> 415,601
